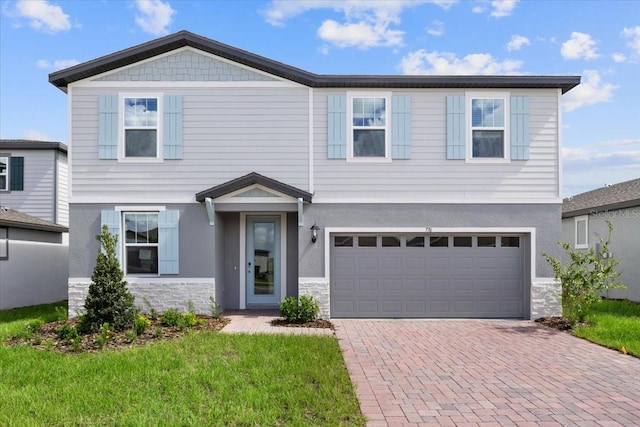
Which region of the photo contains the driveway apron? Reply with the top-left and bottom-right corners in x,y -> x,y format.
333,319 -> 640,427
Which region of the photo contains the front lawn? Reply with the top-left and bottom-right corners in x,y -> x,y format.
573,299 -> 640,357
0,302 -> 365,426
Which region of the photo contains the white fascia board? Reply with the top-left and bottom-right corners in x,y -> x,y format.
70,196 -> 197,204
311,197 -> 563,204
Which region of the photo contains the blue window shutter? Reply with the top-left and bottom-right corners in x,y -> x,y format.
446,95 -> 466,159
163,95 -> 183,159
100,210 -> 121,259
327,94 -> 347,159
391,95 -> 412,159
98,95 -> 118,159
159,210 -> 179,274
510,96 -> 530,160
9,157 -> 24,191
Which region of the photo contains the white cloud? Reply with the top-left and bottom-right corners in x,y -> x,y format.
622,26 -> 640,56
561,32 -> 599,60
506,35 -> 530,51
263,1 -> 456,49
563,70 -> 617,112
317,18 -> 404,48
134,0 -> 175,36
22,130 -> 50,141
15,0 -> 71,33
472,5 -> 485,13
36,59 -> 80,70
427,20 -> 444,36
399,50 -> 523,75
319,45 -> 330,55
612,53 -> 626,63
491,0 -> 518,17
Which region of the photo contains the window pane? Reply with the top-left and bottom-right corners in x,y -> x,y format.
381,236 -> 401,247
125,130 -> 157,157
354,130 -> 385,157
125,213 -> 159,243
0,227 -> 7,259
126,246 -> 158,274
124,98 -> 158,127
430,236 -> 449,247
472,99 -> 504,127
473,130 -> 504,158
0,176 -> 6,191
125,214 -> 137,243
358,236 -> 377,247
406,236 -> 425,247
0,157 -> 7,173
478,236 -> 496,247
453,236 -> 472,247
576,220 -> 587,246
501,236 -> 520,247
334,236 -> 353,247
353,98 -> 385,126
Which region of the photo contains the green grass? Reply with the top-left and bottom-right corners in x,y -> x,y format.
0,301 -> 67,339
573,299 -> 640,356
0,303 -> 364,426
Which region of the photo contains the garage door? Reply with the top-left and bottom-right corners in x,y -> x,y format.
331,234 -> 524,318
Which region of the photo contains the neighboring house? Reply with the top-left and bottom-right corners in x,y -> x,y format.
0,208 -> 68,310
49,31 -> 580,319
0,140 -> 69,310
562,178 -> 640,302
0,140 -> 69,226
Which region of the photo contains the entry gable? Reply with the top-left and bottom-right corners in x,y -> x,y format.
195,172 -> 312,203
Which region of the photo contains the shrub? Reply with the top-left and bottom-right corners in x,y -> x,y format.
17,319 -> 44,341
162,308 -> 182,327
280,296 -> 299,323
279,296 -> 320,323
543,221 -> 624,325
298,296 -> 320,323
209,296 -> 222,319
133,314 -> 151,336
82,225 -> 137,332
57,323 -> 79,343
95,322 -> 113,349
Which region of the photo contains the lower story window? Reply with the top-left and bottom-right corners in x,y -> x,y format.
124,212 -> 158,274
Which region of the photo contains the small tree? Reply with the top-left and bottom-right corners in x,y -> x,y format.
543,221 -> 624,325
81,225 -> 137,332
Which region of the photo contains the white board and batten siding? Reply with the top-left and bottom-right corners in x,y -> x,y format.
70,86 -> 310,201
313,88 -> 561,203
56,153 -> 69,226
0,149 -> 60,223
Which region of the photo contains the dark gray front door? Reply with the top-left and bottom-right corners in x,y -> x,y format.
331,234 -> 524,318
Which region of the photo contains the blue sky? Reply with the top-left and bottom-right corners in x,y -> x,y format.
1,0 -> 638,197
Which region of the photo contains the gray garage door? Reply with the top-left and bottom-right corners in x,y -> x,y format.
331,234 -> 525,318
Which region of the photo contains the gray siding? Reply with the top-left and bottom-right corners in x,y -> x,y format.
562,208 -> 640,302
299,203 -> 561,278
312,89 -> 560,201
68,203 -> 214,278
70,86 -> 310,199
0,227 -> 68,310
96,49 -> 276,82
0,149 -> 59,223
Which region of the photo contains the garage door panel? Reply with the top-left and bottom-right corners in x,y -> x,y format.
331,234 -> 525,318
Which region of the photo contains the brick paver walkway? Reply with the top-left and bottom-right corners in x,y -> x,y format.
333,319 -> 640,427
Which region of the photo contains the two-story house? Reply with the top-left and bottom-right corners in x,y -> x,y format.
50,31 -> 579,319
0,139 -> 69,309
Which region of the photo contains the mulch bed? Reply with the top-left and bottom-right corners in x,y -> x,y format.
534,316 -> 573,331
6,316 -> 230,354
270,318 -> 335,329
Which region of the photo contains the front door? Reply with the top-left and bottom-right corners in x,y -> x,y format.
246,216 -> 281,306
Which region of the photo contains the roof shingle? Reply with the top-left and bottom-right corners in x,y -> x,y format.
562,178 -> 640,218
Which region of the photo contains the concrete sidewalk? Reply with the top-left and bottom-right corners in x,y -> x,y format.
221,310 -> 334,335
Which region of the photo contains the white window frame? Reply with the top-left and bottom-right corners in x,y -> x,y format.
0,156 -> 8,191
347,91 -> 392,163
466,92 -> 510,163
122,211 -> 160,276
574,215 -> 589,249
119,93 -> 163,163
0,227 -> 8,260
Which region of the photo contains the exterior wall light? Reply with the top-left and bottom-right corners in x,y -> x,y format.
311,223 -> 320,243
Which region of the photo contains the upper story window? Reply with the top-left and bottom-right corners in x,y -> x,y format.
348,93 -> 390,161
124,97 -> 159,158
124,212 -> 159,275
0,157 -> 8,191
471,97 -> 506,158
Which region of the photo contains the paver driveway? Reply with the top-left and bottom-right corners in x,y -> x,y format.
333,319 -> 640,427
